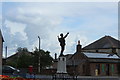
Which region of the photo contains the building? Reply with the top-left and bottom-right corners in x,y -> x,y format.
53,35 -> 120,76
68,36 -> 120,76
0,30 -> 4,75
67,42 -> 120,76
5,52 -> 33,62
82,36 -> 120,57
4,48 -> 34,65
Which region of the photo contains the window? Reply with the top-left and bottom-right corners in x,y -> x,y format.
111,64 -> 114,72
96,64 -> 100,74
102,64 -> 104,72
106,64 -> 110,75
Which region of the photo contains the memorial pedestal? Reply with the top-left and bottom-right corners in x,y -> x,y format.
57,56 -> 67,73
52,54 -> 77,79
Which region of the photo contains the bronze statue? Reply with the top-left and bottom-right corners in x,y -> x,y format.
57,32 -> 69,56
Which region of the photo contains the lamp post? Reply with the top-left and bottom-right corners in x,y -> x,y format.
38,36 -> 40,73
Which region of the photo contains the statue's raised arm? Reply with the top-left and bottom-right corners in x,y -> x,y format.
64,32 -> 69,38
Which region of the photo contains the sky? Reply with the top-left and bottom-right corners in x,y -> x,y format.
0,2 -> 118,58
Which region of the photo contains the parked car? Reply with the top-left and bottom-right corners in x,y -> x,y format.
2,65 -> 20,74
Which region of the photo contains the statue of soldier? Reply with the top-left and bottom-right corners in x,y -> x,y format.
57,32 -> 69,56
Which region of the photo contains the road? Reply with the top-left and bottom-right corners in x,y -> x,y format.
2,73 -> 120,80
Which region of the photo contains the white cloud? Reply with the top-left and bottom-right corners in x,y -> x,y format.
5,20 -> 27,39
2,2 -> 118,57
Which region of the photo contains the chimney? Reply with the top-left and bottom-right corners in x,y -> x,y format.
76,40 -> 82,52
55,53 -> 57,60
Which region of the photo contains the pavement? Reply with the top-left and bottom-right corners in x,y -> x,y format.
2,72 -> 120,80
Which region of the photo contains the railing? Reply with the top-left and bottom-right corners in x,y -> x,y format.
51,76 -> 120,80
76,77 -> 120,80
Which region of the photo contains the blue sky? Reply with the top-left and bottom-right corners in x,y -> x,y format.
1,2 -> 118,57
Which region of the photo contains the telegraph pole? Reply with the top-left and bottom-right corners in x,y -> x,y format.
38,36 -> 40,73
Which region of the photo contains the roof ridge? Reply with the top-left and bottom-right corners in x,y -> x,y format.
83,35 -> 120,49
106,36 -> 116,48
83,36 -> 107,48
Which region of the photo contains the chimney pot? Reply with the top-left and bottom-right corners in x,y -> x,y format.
76,40 -> 82,52
55,53 -> 57,60
78,40 -> 80,45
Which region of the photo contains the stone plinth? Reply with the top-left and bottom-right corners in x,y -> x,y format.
57,56 -> 67,73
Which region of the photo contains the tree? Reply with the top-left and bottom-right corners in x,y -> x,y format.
17,53 -> 34,68
6,47 -> 53,71
16,47 -> 28,53
33,47 -> 53,70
